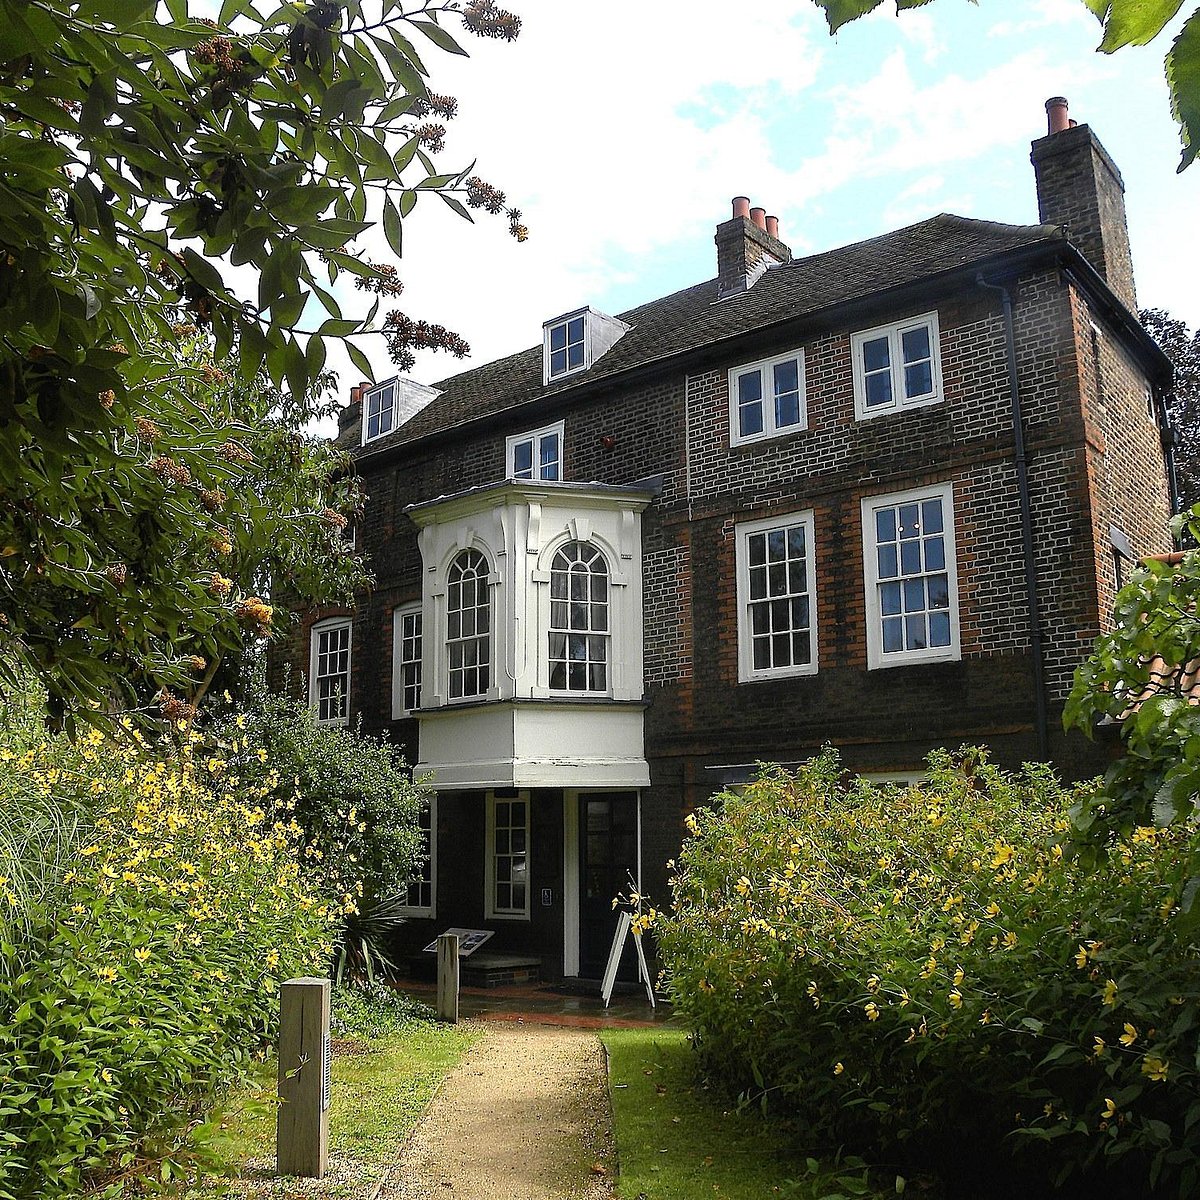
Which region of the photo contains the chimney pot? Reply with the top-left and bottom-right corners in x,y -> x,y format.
749,206 -> 767,231
350,386 -> 362,403
359,379 -> 372,394
765,215 -> 780,239
732,196 -> 751,219
1045,95 -> 1070,135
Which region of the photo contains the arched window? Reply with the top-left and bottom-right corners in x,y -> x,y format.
548,541 -> 608,692
447,548 -> 490,699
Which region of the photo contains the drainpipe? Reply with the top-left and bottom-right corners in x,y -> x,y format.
977,274 -> 1049,760
1155,385 -> 1181,524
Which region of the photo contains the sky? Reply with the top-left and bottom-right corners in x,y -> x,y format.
318,0 -> 1200,413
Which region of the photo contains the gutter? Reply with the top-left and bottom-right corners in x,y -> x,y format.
977,273 -> 1050,761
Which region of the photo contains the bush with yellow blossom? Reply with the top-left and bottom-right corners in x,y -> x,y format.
654,749 -> 1200,1198
0,723 -> 334,1199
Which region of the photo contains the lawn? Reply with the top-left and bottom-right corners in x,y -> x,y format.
600,1027 -> 891,1200
182,1020 -> 481,1197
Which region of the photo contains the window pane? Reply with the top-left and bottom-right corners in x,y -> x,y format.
742,517 -> 812,676
901,325 -> 930,363
881,581 -> 902,616
905,614 -> 926,650
900,540 -> 922,575
898,504 -> 920,537
928,574 -> 950,609
903,578 -> 925,613
865,372 -> 892,408
929,612 -> 952,647
925,536 -> 945,571
550,348 -> 567,375
568,342 -> 585,369
513,440 -> 533,477
862,336 -> 890,373
883,616 -> 903,652
922,499 -> 944,534
877,545 -> 898,578
776,391 -> 800,428
739,402 -> 764,437
875,509 -> 896,543
567,317 -> 585,343
774,358 -> 798,394
550,323 -> 567,350
748,532 -> 766,567
905,361 -> 933,398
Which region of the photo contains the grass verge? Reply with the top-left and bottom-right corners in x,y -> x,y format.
600,1027 -> 890,1200
181,1019 -> 480,1196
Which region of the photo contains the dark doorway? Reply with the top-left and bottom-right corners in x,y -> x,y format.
579,791 -> 639,980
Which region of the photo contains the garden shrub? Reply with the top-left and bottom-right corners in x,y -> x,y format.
655,749 -> 1200,1198
205,687 -> 427,916
331,982 -> 436,1040
0,726 -> 333,1199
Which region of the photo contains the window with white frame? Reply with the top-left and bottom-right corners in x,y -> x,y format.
862,484 -> 959,668
548,541 -> 609,692
852,313 -> 942,420
310,618 -> 352,724
507,421 -> 564,481
392,602 -> 422,718
446,548 -> 490,700
399,798 -> 435,916
546,313 -> 586,380
362,381 -> 396,443
729,350 -> 806,444
735,511 -> 817,681
486,792 -> 529,919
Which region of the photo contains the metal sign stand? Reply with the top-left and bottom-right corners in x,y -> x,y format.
600,903 -> 656,1009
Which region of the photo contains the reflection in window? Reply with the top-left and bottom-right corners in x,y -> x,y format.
745,520 -> 812,673
548,541 -> 609,692
447,548 -> 490,699
312,621 -> 351,724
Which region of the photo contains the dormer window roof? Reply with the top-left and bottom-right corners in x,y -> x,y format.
361,376 -> 443,446
542,306 -> 631,386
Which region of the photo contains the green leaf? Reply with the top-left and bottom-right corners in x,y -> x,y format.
438,192 -> 474,223
411,18 -> 467,56
382,194 -> 403,256
1100,0 -> 1185,50
346,340 -> 375,384
1168,10 -> 1200,170
815,0 -> 885,33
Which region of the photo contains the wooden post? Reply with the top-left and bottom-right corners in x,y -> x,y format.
437,933 -> 459,1023
277,977 -> 330,1179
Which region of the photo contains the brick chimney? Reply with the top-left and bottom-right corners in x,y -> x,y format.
715,196 -> 792,300
338,380 -> 369,435
1030,96 -> 1137,311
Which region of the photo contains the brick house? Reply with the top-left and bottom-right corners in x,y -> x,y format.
273,98 -> 1173,984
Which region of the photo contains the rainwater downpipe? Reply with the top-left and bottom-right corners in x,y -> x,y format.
977,273 -> 1049,760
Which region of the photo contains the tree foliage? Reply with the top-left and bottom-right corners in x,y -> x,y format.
1065,506 -> 1200,849
812,0 -> 1200,171
0,0 -> 522,725
1143,308 -> 1200,511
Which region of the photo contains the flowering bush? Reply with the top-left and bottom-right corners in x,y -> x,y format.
0,727 -> 333,1199
655,750 -> 1200,1198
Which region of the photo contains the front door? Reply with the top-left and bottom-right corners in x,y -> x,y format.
578,792 -> 638,980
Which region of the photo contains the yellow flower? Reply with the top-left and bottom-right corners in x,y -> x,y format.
919,957 -> 937,979
953,965 -> 965,986
1142,1055 -> 1169,1082
948,988 -> 963,1010
1102,979 -> 1119,1007
1092,1036 -> 1106,1058
985,902 -> 1001,918
979,1009 -> 991,1025
866,975 -> 880,994
833,1062 -> 844,1075
991,841 -> 1015,868
1101,1098 -> 1117,1119
1119,1023 -> 1138,1047
1075,945 -> 1088,969
864,1001 -> 880,1022
134,947 -> 151,963
1003,931 -> 1018,950
97,966 -> 118,981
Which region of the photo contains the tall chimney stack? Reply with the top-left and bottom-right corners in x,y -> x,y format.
1030,95 -> 1137,311
715,196 -> 791,300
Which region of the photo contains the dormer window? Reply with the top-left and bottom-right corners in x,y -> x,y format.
363,381 -> 395,442
548,315 -> 586,379
542,307 -> 631,386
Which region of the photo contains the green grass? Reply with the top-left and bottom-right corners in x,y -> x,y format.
194,1020 -> 480,1189
600,1027 -> 889,1200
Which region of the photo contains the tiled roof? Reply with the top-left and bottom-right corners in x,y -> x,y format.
343,213 -> 1065,456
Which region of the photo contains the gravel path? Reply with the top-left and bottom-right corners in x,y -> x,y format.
379,1020 -> 616,1200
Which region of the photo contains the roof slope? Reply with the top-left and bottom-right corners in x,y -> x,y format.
345,213 -> 1064,456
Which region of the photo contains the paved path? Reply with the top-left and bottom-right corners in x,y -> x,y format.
380,1021 -> 616,1200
